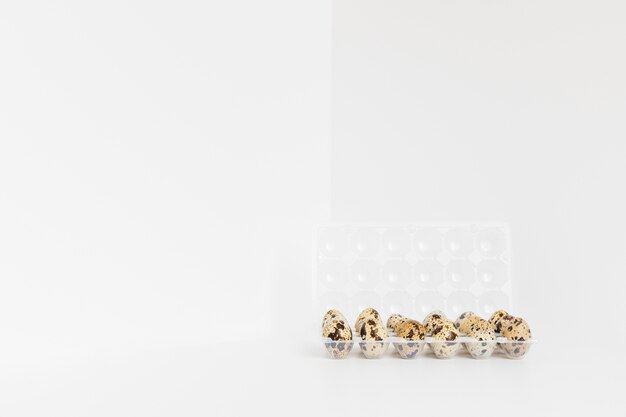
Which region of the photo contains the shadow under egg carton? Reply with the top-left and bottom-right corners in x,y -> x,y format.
322,335 -> 533,360
313,224 -> 513,324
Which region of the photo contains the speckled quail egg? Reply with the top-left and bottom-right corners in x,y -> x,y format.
454,311 -> 476,331
458,315 -> 483,334
392,317 -> 411,334
423,311 -> 448,334
355,307 -> 381,334
322,309 -> 347,328
394,320 -> 426,359
429,321 -> 461,358
488,309 -> 509,333
464,319 -> 497,359
358,317 -> 389,359
424,310 -> 446,322
500,317 -> 532,359
499,314 -> 517,329
386,314 -> 406,332
501,317 -> 531,339
322,317 -> 353,359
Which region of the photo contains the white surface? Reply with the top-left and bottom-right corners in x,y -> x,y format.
1,0 -> 626,415
0,0 -> 330,356
1,342 -> 624,416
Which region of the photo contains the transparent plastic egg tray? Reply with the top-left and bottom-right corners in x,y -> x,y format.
322,334 -> 533,360
313,223 -> 513,324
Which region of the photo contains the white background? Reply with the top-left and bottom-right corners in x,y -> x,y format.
1,0 -> 625,416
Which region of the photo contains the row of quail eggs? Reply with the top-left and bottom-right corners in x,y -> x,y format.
322,308 -> 531,359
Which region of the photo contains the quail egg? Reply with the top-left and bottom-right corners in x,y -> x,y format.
386,314 -> 406,332
464,318 -> 497,359
394,320 -> 426,359
499,314 -> 517,329
392,317 -> 411,334
500,316 -> 532,359
355,307 -> 381,334
454,311 -> 476,331
424,310 -> 446,322
322,309 -> 347,328
429,321 -> 461,358
423,310 -> 448,334
322,317 -> 353,359
358,317 -> 389,359
458,315 -> 483,334
488,309 -> 509,333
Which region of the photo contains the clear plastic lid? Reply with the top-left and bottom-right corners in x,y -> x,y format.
313,223 -> 513,326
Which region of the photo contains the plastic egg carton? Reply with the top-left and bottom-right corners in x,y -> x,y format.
313,223 -> 513,323
322,335 -> 533,360
315,223 -> 533,359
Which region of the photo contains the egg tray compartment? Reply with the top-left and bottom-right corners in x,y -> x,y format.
313,224 -> 513,325
322,331 -> 533,360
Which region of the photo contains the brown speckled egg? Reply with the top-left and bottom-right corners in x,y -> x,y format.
502,317 -> 531,339
459,315 -> 483,334
355,307 -> 381,334
454,311 -> 476,330
392,317 -> 412,334
499,314 -> 517,330
394,320 -> 426,359
464,319 -> 497,359
322,309 -> 347,328
501,317 -> 532,358
423,311 -> 448,334
322,317 -> 353,359
358,318 -> 389,359
488,309 -> 509,333
424,310 -> 446,322
386,314 -> 406,332
429,321 -> 461,358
